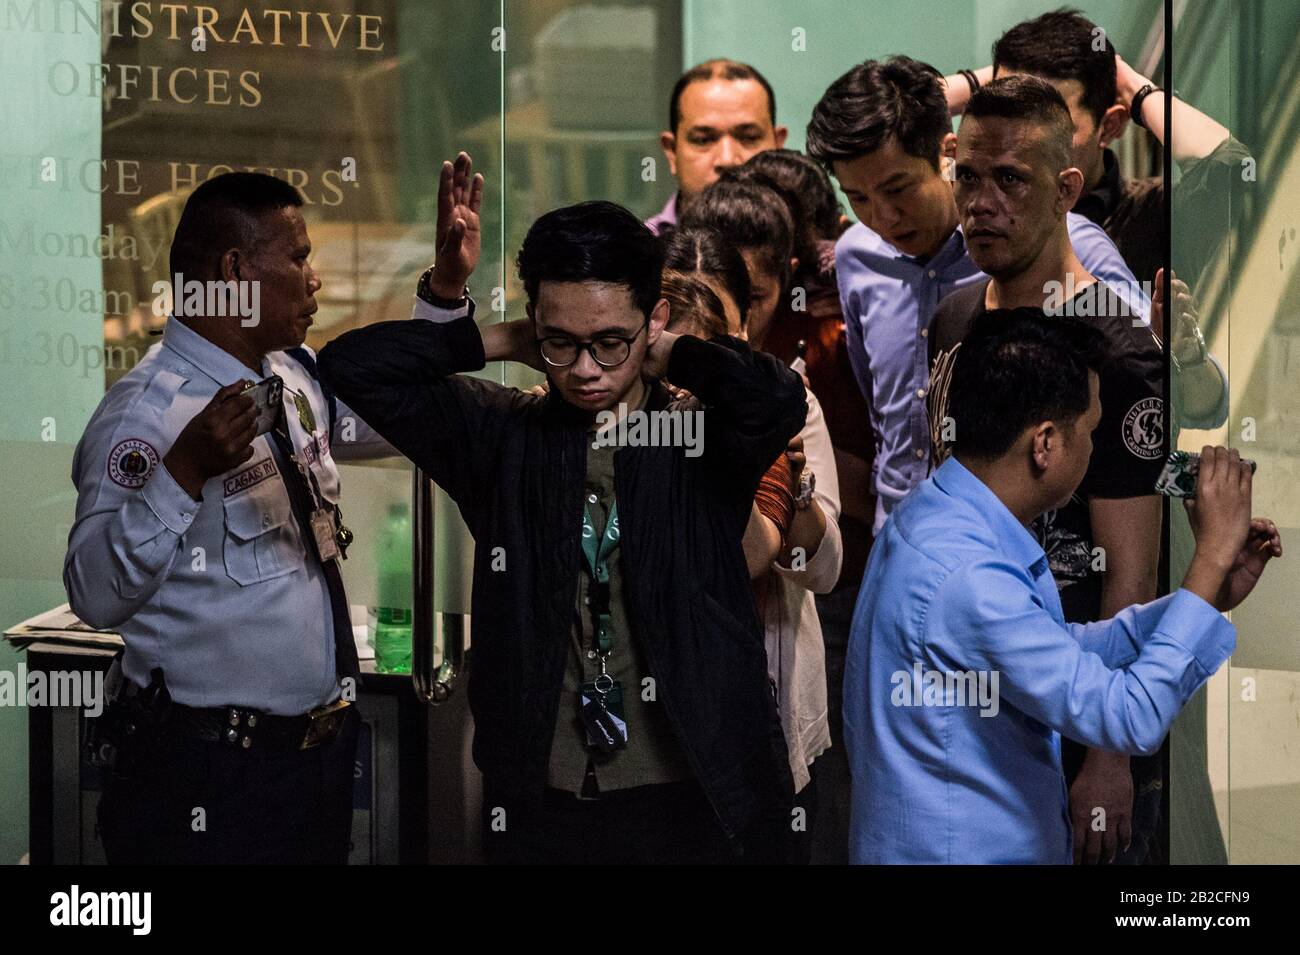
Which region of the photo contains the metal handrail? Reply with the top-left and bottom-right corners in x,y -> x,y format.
411,469 -> 464,704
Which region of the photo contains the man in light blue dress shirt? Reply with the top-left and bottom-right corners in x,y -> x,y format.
844,310 -> 1281,863
807,56 -> 1148,535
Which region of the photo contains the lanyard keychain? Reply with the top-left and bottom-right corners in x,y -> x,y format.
578,500 -> 627,754
273,422 -> 353,563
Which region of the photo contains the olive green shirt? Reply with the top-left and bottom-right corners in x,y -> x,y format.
546,406 -> 693,794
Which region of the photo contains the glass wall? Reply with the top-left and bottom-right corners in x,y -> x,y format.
0,0 -> 104,867
1172,0 -> 1300,864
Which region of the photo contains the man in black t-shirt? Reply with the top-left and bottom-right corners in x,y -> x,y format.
928,76 -> 1164,865
932,278 -> 1161,620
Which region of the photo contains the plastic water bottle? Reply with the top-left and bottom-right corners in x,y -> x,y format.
374,502 -> 412,674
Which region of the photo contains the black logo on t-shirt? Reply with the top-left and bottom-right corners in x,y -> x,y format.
1122,397 -> 1164,460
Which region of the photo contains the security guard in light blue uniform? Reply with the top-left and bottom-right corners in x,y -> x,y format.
66,319 -> 392,710
64,172 -> 394,864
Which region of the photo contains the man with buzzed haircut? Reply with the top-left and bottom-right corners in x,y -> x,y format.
647,58 -> 788,234
943,7 -> 1242,430
928,76 -> 1165,865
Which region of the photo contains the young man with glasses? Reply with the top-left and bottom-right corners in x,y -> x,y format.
319,156 -> 807,863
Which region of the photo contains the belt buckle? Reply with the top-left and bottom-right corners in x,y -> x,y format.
300,699 -> 350,750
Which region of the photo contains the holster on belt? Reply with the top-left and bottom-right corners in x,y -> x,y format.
83,659 -> 172,778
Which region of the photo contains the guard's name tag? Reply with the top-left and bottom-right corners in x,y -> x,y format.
223,458 -> 278,497
310,507 -> 341,562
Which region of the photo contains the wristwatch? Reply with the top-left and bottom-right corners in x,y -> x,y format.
1130,83 -> 1162,130
416,266 -> 469,309
794,470 -> 816,511
1173,320 -> 1209,370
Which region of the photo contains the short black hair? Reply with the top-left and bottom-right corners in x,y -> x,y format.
948,309 -> 1108,460
516,200 -> 663,319
678,177 -> 793,284
169,172 -> 304,281
806,56 -> 949,170
728,150 -> 842,273
963,75 -> 1075,169
992,7 -> 1117,126
659,226 -> 752,328
668,58 -> 776,133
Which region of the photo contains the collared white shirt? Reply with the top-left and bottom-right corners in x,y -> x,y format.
765,385 -> 842,792
64,316 -> 392,715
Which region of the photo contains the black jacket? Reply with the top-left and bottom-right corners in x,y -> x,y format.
318,302 -> 807,850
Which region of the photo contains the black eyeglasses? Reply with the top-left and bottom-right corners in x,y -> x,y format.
536,323 -> 647,368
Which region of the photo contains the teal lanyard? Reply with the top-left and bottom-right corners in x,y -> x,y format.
580,499 -> 620,655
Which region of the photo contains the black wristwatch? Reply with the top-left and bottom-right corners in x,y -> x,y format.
1130,83 -> 1162,130
416,267 -> 468,309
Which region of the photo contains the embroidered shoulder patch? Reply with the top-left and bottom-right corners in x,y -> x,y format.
107,438 -> 159,488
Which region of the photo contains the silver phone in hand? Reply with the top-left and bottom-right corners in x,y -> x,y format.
241,375 -> 284,436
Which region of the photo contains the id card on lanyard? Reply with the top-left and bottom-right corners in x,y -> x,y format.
579,499 -> 627,754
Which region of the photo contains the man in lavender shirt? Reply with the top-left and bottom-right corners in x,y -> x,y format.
807,56 -> 1149,535
647,59 -> 787,235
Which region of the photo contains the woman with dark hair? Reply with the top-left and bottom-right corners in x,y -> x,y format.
727,150 -> 846,283
680,178 -> 794,350
671,204 -> 842,866
659,226 -> 752,336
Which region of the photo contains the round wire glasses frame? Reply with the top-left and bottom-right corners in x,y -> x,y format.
536,321 -> 648,368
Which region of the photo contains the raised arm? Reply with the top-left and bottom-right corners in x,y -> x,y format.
318,151 -> 524,510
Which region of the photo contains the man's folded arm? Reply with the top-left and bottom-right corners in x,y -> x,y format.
929,558 -> 1235,755
665,334 -> 807,490
317,297 -> 522,508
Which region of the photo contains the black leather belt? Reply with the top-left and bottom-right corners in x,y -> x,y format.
168,699 -> 352,751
